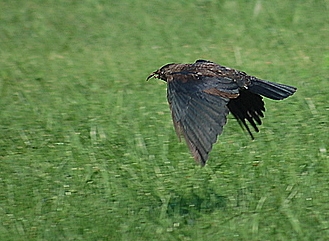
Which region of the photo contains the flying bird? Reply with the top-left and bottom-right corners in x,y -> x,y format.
147,60 -> 297,166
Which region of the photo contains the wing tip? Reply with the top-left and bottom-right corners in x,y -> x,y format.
186,140 -> 208,167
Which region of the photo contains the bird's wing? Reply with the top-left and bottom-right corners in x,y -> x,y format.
227,90 -> 265,140
167,75 -> 236,166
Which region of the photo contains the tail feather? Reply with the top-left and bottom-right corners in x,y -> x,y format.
249,78 -> 297,100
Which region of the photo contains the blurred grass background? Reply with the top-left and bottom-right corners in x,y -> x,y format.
0,0 -> 328,240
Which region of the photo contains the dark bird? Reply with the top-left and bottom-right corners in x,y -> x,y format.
147,60 -> 297,166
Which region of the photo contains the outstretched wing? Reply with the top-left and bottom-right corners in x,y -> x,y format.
167,76 -> 234,166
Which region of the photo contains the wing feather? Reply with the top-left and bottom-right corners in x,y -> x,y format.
227,90 -> 265,139
168,81 -> 230,166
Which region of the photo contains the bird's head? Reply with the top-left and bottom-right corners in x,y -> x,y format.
146,63 -> 176,82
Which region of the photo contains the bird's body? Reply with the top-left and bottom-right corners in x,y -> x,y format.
147,60 -> 297,166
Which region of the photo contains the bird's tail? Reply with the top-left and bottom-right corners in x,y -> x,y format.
248,78 -> 297,100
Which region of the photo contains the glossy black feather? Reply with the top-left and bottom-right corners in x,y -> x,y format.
227,90 -> 265,139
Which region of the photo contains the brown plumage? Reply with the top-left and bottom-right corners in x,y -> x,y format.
147,60 -> 297,166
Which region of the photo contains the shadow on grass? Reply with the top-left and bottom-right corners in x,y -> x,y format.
163,189 -> 227,225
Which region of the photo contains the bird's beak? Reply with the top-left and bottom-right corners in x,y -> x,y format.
146,72 -> 155,81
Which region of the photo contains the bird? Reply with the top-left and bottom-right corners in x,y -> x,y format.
147,59 -> 297,166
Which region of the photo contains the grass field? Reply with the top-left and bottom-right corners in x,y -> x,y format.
0,0 -> 328,240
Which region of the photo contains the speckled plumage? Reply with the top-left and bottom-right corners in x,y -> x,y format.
148,60 -> 297,166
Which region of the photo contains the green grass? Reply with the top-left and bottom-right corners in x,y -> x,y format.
0,0 -> 328,240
